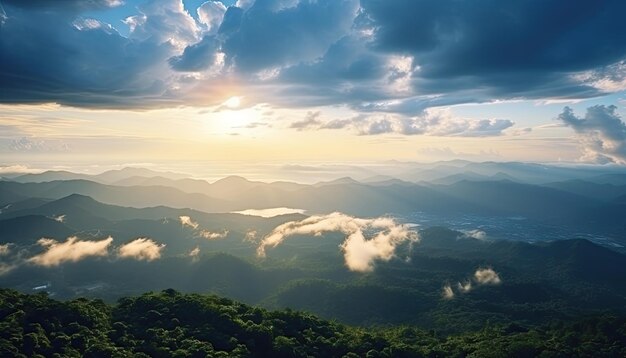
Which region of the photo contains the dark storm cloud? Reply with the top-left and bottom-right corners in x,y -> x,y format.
266,0 -> 625,111
216,5 -> 243,35
258,34 -> 395,109
278,35 -> 386,84
360,0 -> 626,98
0,0 -> 215,108
362,0 -> 626,73
0,3 -> 176,108
231,0 -> 626,114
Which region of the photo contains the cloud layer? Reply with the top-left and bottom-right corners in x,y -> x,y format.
257,212 -> 419,272
28,236 -> 113,267
290,108 -> 514,137
1,0 -> 624,128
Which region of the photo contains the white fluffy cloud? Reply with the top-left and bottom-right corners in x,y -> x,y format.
459,229 -> 487,241
118,238 -> 165,261
124,0 -> 200,49
235,0 -> 255,10
197,1 -> 227,32
189,246 -> 200,261
244,230 -> 258,243
197,229 -> 228,240
558,105 -> 626,164
0,243 -> 10,256
257,212 -> 419,272
28,236 -> 113,267
457,280 -> 473,293
474,267 -> 502,285
444,267 -> 501,299
179,215 -> 199,229
52,214 -> 66,223
180,215 -> 228,240
442,284 -> 455,300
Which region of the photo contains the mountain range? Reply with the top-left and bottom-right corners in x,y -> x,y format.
1,162 -> 625,332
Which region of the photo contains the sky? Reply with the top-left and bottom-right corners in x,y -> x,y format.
1,0 -> 626,173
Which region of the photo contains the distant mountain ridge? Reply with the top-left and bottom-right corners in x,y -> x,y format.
2,174 -> 626,234
12,167 -> 189,184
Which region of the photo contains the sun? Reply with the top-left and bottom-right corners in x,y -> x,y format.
201,105 -> 262,135
224,96 -> 241,109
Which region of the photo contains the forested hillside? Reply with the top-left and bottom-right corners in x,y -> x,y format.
1,289 -> 625,357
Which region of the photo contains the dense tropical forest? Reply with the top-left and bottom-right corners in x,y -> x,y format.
1,288 -> 625,357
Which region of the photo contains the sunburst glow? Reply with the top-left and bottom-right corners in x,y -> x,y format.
224,96 -> 241,109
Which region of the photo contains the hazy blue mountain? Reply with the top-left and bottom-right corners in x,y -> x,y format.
567,200 -> 626,235
1,174 -> 616,222
0,180 -> 234,212
613,194 -> 626,204
0,186 -> 27,206
460,162 -> 608,184
11,170 -> 93,183
1,194 -> 155,227
0,215 -> 74,244
313,177 -> 361,187
95,167 -> 188,182
429,180 -> 595,219
399,163 -> 473,182
0,198 -> 52,214
431,171 -> 519,185
363,178 -> 416,187
112,175 -> 212,192
285,182 -> 418,216
265,180 -> 310,191
1,194 -> 115,230
543,179 -> 626,201
1,193 -> 307,236
361,174 -> 399,183
393,161 -> 626,185
210,175 -> 259,190
585,173 -> 626,185
13,167 -> 188,184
